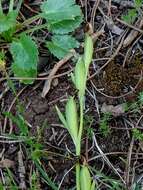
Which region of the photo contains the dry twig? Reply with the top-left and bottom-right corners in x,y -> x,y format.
93,133 -> 126,185
41,50 -> 76,98
124,138 -> 134,189
122,19 -> 143,48
89,31 -> 127,79
90,0 -> 101,31
18,149 -> 26,190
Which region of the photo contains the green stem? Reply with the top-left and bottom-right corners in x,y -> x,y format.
0,0 -> 3,14
16,14 -> 43,32
16,0 -> 23,15
22,23 -> 48,34
76,96 -> 84,156
75,96 -> 84,190
9,0 -> 14,12
22,14 -> 42,26
76,163 -> 80,190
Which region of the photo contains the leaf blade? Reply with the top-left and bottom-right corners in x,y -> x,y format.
0,11 -> 17,33
55,105 -> 68,128
46,35 -> 79,59
10,34 -> 38,84
41,0 -> 83,34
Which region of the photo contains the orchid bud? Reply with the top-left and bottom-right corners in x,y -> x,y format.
65,97 -> 78,145
74,56 -> 86,97
84,34 -> 93,74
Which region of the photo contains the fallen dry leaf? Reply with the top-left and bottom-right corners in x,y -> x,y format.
101,103 -> 125,117
105,18 -> 124,35
123,19 -> 143,47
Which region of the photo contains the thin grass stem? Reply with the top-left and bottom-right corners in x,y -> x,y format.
76,96 -> 84,156
22,23 -> 48,34
16,0 -> 23,15
22,14 -> 42,26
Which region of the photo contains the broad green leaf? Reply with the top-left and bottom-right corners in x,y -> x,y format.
1,27 -> 16,42
10,34 -> 38,84
41,0 -> 83,34
0,11 -> 17,33
41,0 -> 81,22
48,16 -> 83,34
46,35 -> 79,59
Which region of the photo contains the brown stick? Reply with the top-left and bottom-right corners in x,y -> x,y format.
41,50 -> 76,98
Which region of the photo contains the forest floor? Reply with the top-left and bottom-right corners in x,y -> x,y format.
0,0 -> 143,189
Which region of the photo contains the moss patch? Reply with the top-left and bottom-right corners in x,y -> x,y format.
100,54 -> 143,96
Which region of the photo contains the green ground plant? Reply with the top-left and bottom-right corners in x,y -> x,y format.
91,168 -> 125,190
2,78 -> 57,189
125,91 -> 143,113
132,128 -> 143,140
0,168 -> 19,190
3,109 -> 58,189
122,0 -> 143,24
99,112 -> 111,137
0,0 -> 83,84
99,91 -> 143,140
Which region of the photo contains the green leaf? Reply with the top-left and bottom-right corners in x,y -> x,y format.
65,97 -> 78,145
55,106 -> 68,128
1,26 -> 16,42
80,166 -> 92,190
0,11 -> 17,33
138,91 -> 143,105
41,0 -> 81,22
135,0 -> 143,9
132,128 -> 143,141
10,34 -> 38,84
4,112 -> 28,136
46,35 -> 79,59
48,16 -> 83,34
122,9 -> 137,24
74,57 -> 86,97
41,0 -> 83,34
90,181 -> 96,190
84,34 -> 93,75
34,160 -> 58,190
